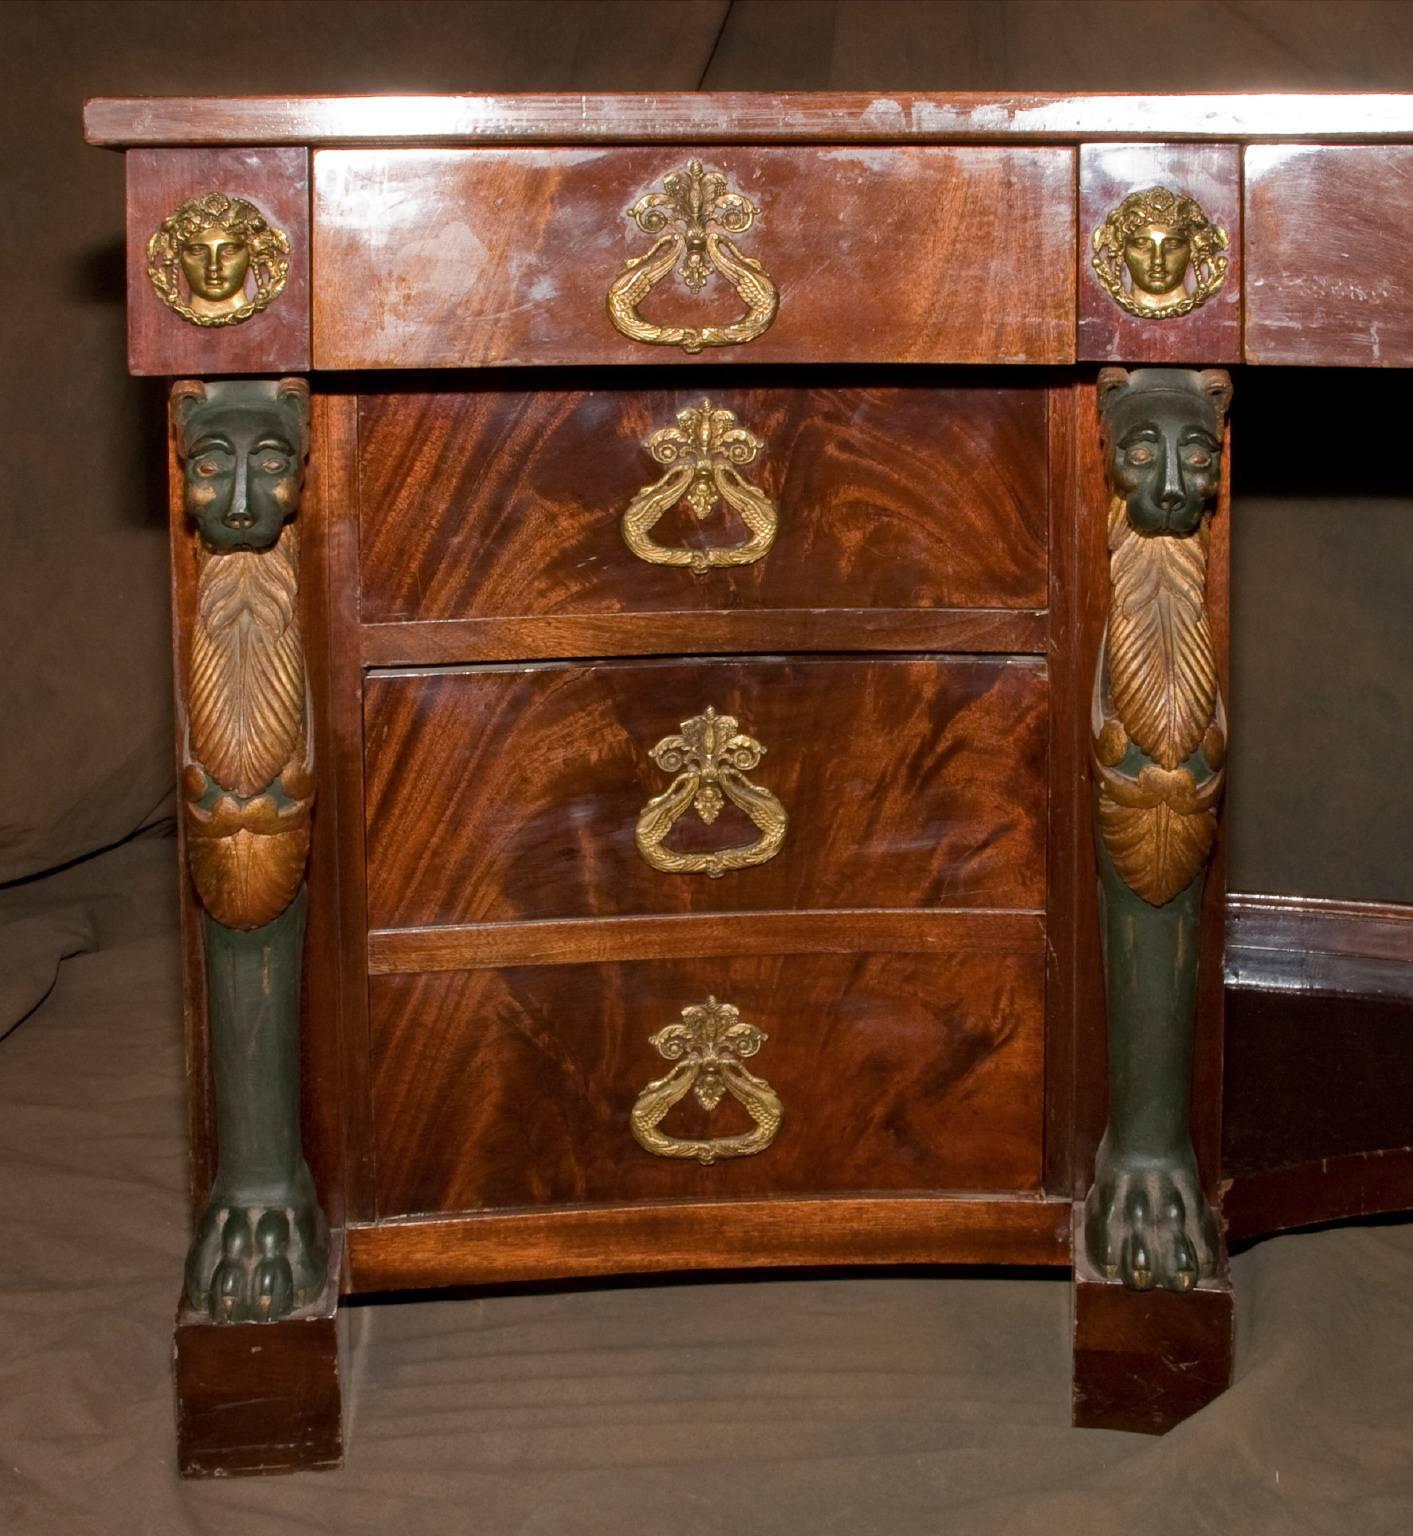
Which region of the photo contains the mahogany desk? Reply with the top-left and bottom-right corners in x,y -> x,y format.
84,91 -> 1413,1474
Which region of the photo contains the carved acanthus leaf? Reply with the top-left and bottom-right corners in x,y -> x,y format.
1097,792 -> 1217,907
1105,500 -> 1216,770
188,526 -> 305,797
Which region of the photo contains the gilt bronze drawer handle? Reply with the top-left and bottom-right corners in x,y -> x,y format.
1091,186 -> 1229,320
607,160 -> 779,353
622,399 -> 779,572
630,996 -> 783,1164
635,707 -> 787,877
148,192 -> 290,327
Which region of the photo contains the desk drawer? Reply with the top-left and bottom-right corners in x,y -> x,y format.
369,938 -> 1045,1217
364,655 -> 1047,928
358,384 -> 1048,629
313,145 -> 1075,368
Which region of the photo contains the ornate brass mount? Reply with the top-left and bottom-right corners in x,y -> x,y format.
621,398 -> 779,573
1091,186 -> 1229,320
148,192 -> 290,327
635,707 -> 787,878
630,996 -> 783,1163
607,160 -> 779,353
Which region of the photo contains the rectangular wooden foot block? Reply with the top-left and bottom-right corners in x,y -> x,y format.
175,1239 -> 343,1477
1071,1210 -> 1234,1434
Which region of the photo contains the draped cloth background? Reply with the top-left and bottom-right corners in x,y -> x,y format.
2,3 -> 1411,1531
4,839 -> 1412,1534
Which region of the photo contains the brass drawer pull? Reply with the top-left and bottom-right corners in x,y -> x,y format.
621,399 -> 778,573
607,160 -> 779,354
630,996 -> 783,1164
635,707 -> 787,877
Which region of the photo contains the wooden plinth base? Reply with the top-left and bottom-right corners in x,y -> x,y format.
1070,1207 -> 1234,1434
175,1235 -> 344,1476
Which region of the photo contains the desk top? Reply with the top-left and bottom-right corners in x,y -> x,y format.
84,91 -> 1413,148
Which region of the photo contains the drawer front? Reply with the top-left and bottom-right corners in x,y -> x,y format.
313,145 -> 1075,368
1245,145 -> 1413,366
370,944 -> 1045,1216
364,656 -> 1047,928
359,384 -> 1048,624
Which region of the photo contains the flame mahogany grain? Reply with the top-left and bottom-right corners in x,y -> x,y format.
368,943 -> 1045,1216
311,146 -> 1076,368
357,383 -> 1048,625
363,655 -> 1048,928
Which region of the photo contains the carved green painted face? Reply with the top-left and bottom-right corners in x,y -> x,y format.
1102,369 -> 1226,536
176,382 -> 309,552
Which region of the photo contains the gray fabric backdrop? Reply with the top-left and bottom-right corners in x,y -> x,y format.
1,7 -> 1411,1528
2,0 -> 1411,897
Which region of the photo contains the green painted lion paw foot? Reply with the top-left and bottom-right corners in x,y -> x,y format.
1084,1149 -> 1218,1293
185,1188 -> 328,1323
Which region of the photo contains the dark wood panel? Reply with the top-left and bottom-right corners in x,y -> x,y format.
363,656 -> 1048,928
1072,1214 -> 1233,1435
1224,1149 -> 1413,1244
312,147 -> 1075,368
168,399 -> 211,1214
370,944 -> 1045,1216
302,395 -> 372,1226
357,385 -> 1048,622
1078,143 -> 1241,364
368,909 -> 1045,975
86,92 -> 1413,148
359,609 -> 1048,665
1043,384 -> 1109,1197
1222,986 -> 1413,1179
1226,893 -> 1413,997
126,147 -> 309,376
1246,145 -> 1413,366
345,1195 -> 1071,1292
174,1242 -> 342,1477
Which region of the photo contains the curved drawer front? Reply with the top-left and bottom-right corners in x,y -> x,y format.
363,655 -> 1047,928
312,145 -> 1075,368
369,942 -> 1045,1217
358,384 -> 1048,628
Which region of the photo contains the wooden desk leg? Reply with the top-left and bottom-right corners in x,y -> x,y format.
1072,1207 -> 1233,1432
1074,368 -> 1235,1428
169,378 -> 336,1473
176,1235 -> 344,1475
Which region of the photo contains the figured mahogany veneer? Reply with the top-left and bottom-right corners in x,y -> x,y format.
358,382 -> 1049,624
311,146 -> 1076,369
369,943 -> 1045,1217
363,655 -> 1048,928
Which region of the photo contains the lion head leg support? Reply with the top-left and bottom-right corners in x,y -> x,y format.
1084,367 -> 1232,1294
173,378 -> 329,1324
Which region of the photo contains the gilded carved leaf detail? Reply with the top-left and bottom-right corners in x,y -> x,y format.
1105,502 -> 1216,772
189,527 -> 305,798
1097,794 -> 1218,907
